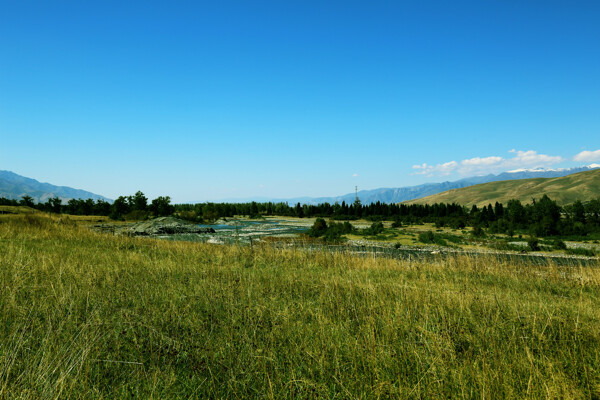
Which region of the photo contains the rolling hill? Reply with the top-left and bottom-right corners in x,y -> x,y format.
0,170 -> 111,204
404,168 -> 600,207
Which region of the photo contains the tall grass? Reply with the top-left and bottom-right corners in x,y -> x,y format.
1,214 -> 599,398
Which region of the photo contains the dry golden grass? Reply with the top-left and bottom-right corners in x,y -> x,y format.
1,214 -> 599,398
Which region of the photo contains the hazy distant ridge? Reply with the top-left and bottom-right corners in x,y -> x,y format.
0,170 -> 111,203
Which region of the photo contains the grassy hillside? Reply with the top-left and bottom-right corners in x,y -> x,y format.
0,205 -> 40,214
405,168 -> 600,207
1,214 -> 599,398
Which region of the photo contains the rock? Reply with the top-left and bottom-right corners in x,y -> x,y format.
128,217 -> 215,236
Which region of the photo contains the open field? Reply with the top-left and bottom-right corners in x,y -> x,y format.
1,214 -> 600,398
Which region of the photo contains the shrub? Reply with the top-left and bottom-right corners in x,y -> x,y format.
472,226 -> 485,238
527,237 -> 540,251
552,239 -> 567,250
363,222 -> 384,236
308,218 -> 328,237
418,231 -> 435,244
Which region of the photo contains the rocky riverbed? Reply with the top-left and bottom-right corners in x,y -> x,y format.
91,216 -> 216,236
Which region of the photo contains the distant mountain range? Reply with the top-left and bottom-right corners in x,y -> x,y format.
0,170 -> 111,204
219,165 -> 600,205
3,165 -> 599,206
405,168 -> 600,207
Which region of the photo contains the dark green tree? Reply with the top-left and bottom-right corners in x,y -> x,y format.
110,196 -> 130,220
47,197 -> 62,214
571,200 -> 586,224
20,195 -> 35,207
132,191 -> 148,211
150,196 -> 174,217
308,218 -> 328,237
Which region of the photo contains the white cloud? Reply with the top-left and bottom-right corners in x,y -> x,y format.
508,150 -> 562,166
412,161 -> 458,176
460,156 -> 503,167
574,149 -> 600,162
412,150 -> 564,177
352,173 -> 359,177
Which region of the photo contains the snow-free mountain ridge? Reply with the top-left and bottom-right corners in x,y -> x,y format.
0,170 -> 111,204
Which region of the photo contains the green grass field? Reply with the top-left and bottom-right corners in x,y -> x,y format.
1,214 -> 600,398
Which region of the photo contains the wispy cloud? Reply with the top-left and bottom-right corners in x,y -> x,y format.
574,149 -> 600,162
412,150 -> 564,177
412,161 -> 458,176
352,173 -> 359,177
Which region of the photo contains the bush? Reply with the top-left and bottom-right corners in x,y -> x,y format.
450,219 -> 466,230
418,231 -> 435,244
363,222 -> 384,236
472,226 -> 485,238
308,218 -> 328,237
552,239 -> 567,250
527,237 -> 540,251
307,219 -> 353,241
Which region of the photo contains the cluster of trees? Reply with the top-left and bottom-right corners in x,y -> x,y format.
0,191 -> 174,220
109,192 -> 174,220
306,218 -> 355,242
173,200 -> 467,222
467,196 -> 600,237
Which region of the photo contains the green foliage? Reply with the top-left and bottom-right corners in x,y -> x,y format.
419,231 -> 456,246
566,247 -> 597,257
19,195 -> 34,207
363,221 -> 384,236
471,225 -> 485,238
308,219 -> 353,242
527,237 -> 541,251
308,218 -> 328,237
553,239 -> 567,250
418,230 -> 435,244
417,230 -> 452,246
149,196 -> 174,217
131,190 -> 148,211
45,197 -> 62,214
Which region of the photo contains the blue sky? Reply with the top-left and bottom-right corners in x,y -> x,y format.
1,1 -> 599,202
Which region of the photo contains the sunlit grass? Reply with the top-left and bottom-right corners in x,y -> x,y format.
1,214 -> 599,398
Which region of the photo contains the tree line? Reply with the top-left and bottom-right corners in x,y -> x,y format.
0,191 -> 174,220
3,192 -> 600,237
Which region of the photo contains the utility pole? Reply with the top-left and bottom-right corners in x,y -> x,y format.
355,186 -> 358,203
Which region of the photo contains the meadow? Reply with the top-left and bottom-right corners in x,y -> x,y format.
1,214 -> 599,398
